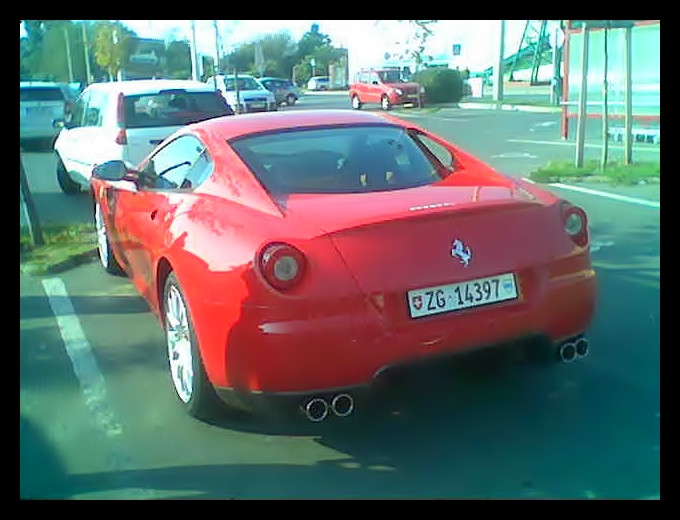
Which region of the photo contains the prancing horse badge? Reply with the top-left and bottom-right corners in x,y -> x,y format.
451,239 -> 472,267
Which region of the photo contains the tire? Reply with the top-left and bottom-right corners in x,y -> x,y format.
286,94 -> 297,106
163,272 -> 221,419
56,157 -> 81,195
351,95 -> 363,110
381,95 -> 391,111
94,201 -> 124,275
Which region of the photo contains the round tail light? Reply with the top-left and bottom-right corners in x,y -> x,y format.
561,202 -> 588,247
258,243 -> 306,291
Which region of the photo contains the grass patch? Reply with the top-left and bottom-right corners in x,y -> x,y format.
528,160 -> 660,186
20,223 -> 98,275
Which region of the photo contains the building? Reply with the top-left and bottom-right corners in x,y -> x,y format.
562,20 -> 660,139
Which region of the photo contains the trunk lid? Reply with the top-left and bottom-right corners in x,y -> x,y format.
281,183 -> 562,297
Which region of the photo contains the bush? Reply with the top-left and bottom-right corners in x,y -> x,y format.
412,67 -> 464,104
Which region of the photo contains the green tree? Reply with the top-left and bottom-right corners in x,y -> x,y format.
296,23 -> 330,63
93,21 -> 135,81
400,20 -> 438,70
166,40 -> 191,79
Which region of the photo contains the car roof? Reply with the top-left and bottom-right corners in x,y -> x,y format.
20,81 -> 65,88
82,79 -> 215,96
215,74 -> 256,79
195,109 -> 397,142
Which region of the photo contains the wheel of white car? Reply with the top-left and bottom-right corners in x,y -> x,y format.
94,201 -> 124,275
56,157 -> 81,195
381,95 -> 391,111
351,95 -> 363,110
163,272 -> 220,419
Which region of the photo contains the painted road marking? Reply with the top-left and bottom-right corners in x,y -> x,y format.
492,152 -> 538,158
509,138 -> 660,154
522,178 -> 660,208
41,277 -> 123,438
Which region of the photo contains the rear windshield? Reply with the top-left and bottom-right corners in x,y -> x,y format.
378,70 -> 409,83
20,86 -> 65,102
230,125 -> 444,194
123,90 -> 232,129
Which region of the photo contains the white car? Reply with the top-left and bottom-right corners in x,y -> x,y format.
307,76 -> 330,91
205,74 -> 277,113
20,81 -> 73,147
53,79 -> 233,194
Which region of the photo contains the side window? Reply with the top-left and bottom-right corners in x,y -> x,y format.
83,90 -> 106,127
139,135 -> 211,190
68,91 -> 88,128
410,131 -> 456,172
369,72 -> 380,85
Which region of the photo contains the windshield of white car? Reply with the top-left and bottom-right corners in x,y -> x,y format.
224,78 -> 264,91
230,125 -> 445,195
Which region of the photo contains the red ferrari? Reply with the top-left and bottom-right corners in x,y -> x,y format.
90,109 -> 596,422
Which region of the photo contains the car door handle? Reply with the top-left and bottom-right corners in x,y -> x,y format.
149,139 -> 163,145
150,209 -> 158,220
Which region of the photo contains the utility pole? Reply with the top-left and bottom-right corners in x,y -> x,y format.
574,22 -> 589,168
600,22 -> 609,171
213,20 -> 220,90
82,23 -> 92,85
190,20 -> 200,81
623,24 -> 633,165
492,20 -> 505,104
64,27 -> 74,83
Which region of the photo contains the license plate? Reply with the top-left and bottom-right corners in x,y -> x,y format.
249,102 -> 265,109
407,273 -> 518,318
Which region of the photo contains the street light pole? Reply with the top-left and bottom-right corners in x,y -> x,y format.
492,20 -> 505,103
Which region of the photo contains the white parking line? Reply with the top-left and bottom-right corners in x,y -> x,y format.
42,277 -> 123,438
522,178 -> 660,208
509,138 -> 660,154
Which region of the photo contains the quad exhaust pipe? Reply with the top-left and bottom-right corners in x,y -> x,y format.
557,337 -> 589,363
302,393 -> 354,421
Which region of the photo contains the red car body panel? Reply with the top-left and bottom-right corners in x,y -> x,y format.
91,110 -> 596,399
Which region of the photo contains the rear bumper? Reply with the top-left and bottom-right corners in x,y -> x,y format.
212,266 -> 596,395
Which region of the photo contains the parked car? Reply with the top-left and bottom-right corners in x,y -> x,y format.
20,81 -> 74,147
206,74 -> 277,113
89,109 -> 596,422
307,76 -> 330,91
259,77 -> 299,106
350,68 -> 426,110
53,79 -> 233,194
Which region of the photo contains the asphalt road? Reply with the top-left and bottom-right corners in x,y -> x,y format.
20,92 -> 660,499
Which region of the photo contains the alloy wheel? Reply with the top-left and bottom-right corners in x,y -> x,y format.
95,202 -> 109,268
165,284 -> 194,403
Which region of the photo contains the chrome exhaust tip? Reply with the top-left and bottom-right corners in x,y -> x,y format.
574,337 -> 589,358
330,393 -> 354,417
558,342 -> 577,363
303,397 -> 329,422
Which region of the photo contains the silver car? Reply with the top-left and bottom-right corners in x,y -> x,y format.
20,81 -> 73,147
206,74 -> 277,113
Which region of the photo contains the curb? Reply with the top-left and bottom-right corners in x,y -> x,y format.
20,248 -> 98,276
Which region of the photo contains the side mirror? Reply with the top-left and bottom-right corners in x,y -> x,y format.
92,160 -> 138,182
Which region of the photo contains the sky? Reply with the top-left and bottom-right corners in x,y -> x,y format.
21,20 -> 547,76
